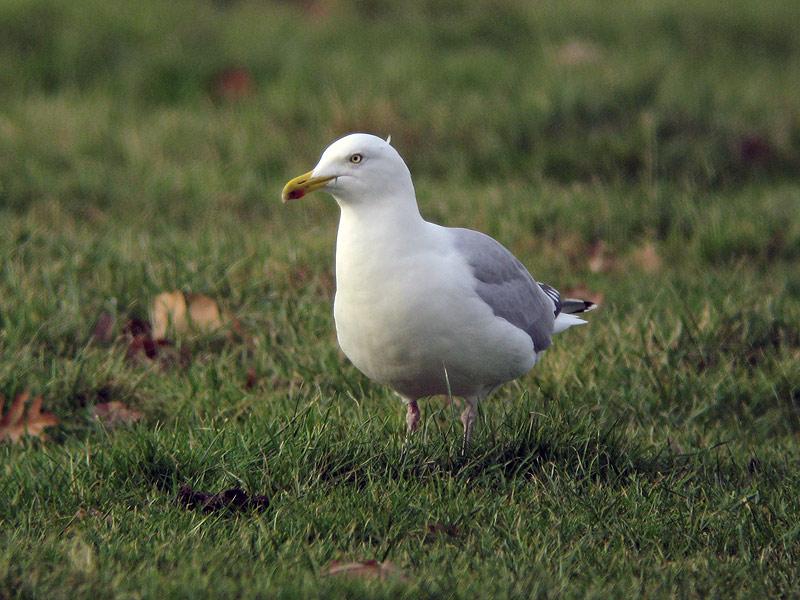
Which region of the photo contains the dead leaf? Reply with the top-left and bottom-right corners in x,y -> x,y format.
738,134 -> 774,166
0,391 -> 59,444
187,294 -> 222,332
245,367 -> 258,390
555,39 -> 602,66
588,240 -> 616,273
632,241 -> 662,273
211,66 -> 254,102
126,334 -> 158,361
151,291 -> 188,339
125,317 -> 191,369
123,317 -> 152,337
301,0 -> 333,20
424,522 -> 461,542
324,560 -> 406,581
90,311 -> 116,344
92,401 -> 143,428
175,484 -> 269,513
151,292 -> 223,339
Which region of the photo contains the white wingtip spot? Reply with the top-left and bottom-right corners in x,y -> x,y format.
553,313 -> 587,334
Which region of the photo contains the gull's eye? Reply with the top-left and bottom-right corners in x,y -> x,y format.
349,153 -> 363,164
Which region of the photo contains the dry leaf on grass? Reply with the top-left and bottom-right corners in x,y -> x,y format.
125,333 -> 159,361
424,522 -> 461,542
92,401 -> 143,428
124,315 -> 191,369
245,367 -> 258,390
324,560 -> 406,581
151,291 -> 223,339
588,240 -> 616,273
555,39 -> 602,66
175,484 -> 269,513
186,293 -> 223,332
126,292 -> 227,368
0,391 -> 59,444
123,317 -> 151,337
631,241 -> 662,273
738,134 -> 774,165
151,291 -> 188,339
210,66 -> 255,102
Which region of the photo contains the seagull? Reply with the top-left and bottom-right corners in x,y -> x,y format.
282,133 -> 595,452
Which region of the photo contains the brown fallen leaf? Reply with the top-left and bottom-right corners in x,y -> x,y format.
151,291 -> 223,339
175,484 -> 269,513
211,66 -> 255,102
245,367 -> 258,390
555,39 -> 602,66
631,241 -> 662,273
151,291 -> 188,339
123,317 -> 152,337
0,391 -> 59,444
126,333 -> 159,361
186,293 -> 223,332
424,522 -> 461,542
90,310 -> 116,344
124,315 -> 191,369
588,240 -> 616,273
738,134 -> 774,166
324,560 -> 406,581
302,0 -> 333,20
92,401 -> 143,428
127,336 -> 190,369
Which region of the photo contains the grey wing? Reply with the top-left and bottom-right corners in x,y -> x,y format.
451,228 -> 556,352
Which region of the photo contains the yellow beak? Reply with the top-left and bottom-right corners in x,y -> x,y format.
281,171 -> 335,203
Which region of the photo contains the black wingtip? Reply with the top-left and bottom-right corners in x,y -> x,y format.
561,298 -> 599,314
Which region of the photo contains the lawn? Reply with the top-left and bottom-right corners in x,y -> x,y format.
1,0 -> 800,597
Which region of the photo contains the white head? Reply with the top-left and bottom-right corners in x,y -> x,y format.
282,133 -> 415,208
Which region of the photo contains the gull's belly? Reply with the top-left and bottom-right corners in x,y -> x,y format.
333,257 -> 536,398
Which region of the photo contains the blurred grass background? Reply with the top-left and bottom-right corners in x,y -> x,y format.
1,0 -> 800,597
2,0 -> 800,189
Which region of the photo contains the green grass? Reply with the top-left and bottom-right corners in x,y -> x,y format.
1,0 -> 800,597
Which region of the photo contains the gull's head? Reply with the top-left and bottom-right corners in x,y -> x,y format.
282,133 -> 414,206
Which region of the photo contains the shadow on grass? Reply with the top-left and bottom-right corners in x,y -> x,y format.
121,410 -> 794,508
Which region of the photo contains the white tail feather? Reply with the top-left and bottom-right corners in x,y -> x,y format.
553,313 -> 587,334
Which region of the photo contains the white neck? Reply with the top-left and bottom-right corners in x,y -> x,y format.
337,192 -> 424,233
334,193 -> 430,287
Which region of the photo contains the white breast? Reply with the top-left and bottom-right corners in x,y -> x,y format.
333,213 -> 536,399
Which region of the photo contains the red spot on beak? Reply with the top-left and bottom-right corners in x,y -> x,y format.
288,188 -> 305,200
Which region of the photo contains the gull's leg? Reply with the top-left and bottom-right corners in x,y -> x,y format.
460,396 -> 479,455
405,400 -> 420,434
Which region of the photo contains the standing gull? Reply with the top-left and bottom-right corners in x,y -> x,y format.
282,133 -> 595,451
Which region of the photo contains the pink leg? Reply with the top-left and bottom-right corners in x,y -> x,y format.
460,396 -> 479,455
406,400 -> 420,434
